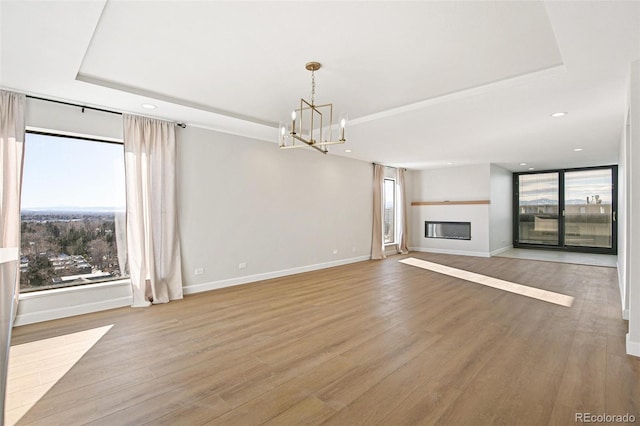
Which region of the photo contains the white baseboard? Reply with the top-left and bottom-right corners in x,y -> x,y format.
183,255 -> 371,295
626,333 -> 640,357
490,246 -> 513,257
408,247 -> 490,258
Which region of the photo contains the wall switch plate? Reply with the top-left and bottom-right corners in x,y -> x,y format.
194,268 -> 204,275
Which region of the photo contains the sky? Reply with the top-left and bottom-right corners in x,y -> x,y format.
21,133 -> 126,210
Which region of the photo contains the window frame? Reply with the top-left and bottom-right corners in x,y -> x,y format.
19,129 -> 128,293
512,165 -> 618,254
383,177 -> 397,245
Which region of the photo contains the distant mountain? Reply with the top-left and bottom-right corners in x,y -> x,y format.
519,198 -> 558,205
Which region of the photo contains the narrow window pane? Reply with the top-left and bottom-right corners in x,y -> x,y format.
518,172 -> 559,245
564,169 -> 613,248
384,179 -> 395,244
20,134 -> 128,292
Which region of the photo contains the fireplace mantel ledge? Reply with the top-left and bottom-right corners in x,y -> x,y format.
411,200 -> 490,206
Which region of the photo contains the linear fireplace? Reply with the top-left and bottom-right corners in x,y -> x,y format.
425,221 -> 471,240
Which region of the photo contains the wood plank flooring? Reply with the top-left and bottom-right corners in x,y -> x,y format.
8,252 -> 640,425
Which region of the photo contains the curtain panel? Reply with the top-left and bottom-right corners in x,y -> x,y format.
123,114 -> 183,306
397,168 -> 409,254
371,164 -> 386,259
0,90 -> 26,315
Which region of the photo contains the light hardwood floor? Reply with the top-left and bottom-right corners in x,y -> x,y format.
8,252 -> 640,425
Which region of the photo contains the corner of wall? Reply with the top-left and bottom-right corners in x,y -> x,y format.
626,333 -> 640,357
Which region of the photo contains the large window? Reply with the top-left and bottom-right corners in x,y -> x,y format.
383,178 -> 396,244
514,166 -> 617,254
19,132 -> 128,292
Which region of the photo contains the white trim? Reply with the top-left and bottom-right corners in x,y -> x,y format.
14,280 -> 132,326
490,246 -> 513,257
626,333 -> 640,357
18,279 -> 130,300
409,246 -> 490,258
14,296 -> 131,326
623,309 -> 630,321
183,255 -> 370,295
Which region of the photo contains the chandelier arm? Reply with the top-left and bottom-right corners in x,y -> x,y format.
314,140 -> 346,147
281,143 -> 328,154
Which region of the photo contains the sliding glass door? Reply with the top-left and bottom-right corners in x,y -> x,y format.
564,168 -> 614,249
514,166 -> 617,254
517,172 -> 560,245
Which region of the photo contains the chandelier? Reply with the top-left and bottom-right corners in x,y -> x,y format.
279,62 -> 346,154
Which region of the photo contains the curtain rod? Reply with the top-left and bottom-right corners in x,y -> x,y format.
26,95 -> 187,128
372,163 -> 408,171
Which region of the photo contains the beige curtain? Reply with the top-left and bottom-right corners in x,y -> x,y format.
0,90 -> 26,315
397,168 -> 409,254
123,114 -> 183,307
371,164 -> 386,259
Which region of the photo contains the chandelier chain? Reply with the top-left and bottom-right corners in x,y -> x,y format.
311,70 -> 316,106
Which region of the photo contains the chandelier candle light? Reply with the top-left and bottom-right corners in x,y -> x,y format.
279,62 -> 347,154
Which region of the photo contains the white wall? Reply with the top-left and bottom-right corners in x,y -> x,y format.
409,164 -> 492,257
412,163 -> 490,201
16,99 -> 373,324
489,164 -> 513,255
404,170 -> 415,248
26,97 -> 123,140
177,126 -> 372,293
627,59 -> 640,357
408,163 -> 512,257
618,111 -> 630,320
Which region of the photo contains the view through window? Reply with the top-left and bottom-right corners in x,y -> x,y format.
20,132 -> 128,292
383,178 -> 396,244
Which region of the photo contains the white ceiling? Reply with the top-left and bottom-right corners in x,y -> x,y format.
1,1 -> 639,171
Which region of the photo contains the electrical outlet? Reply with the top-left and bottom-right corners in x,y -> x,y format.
194,268 -> 204,275
332,249 -> 338,255
239,262 -> 247,269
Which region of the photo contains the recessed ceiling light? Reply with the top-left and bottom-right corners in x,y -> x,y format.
551,112 -> 567,118
520,163 -> 527,166
344,149 -> 352,153
447,162 -> 453,165
142,103 -> 157,109
573,148 -> 583,152
528,167 -> 535,170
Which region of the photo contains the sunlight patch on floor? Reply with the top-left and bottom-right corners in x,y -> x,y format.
400,257 -> 574,307
4,324 -> 113,425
